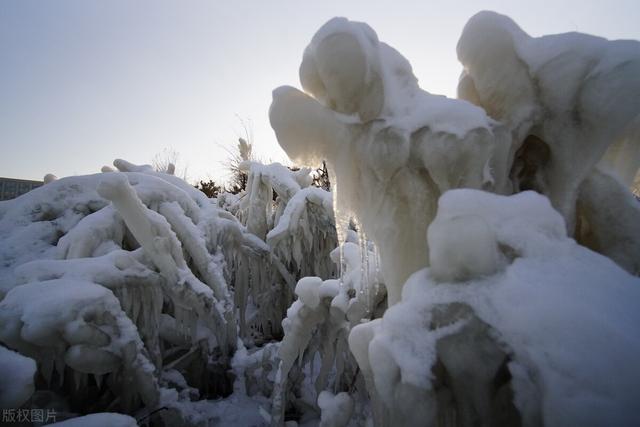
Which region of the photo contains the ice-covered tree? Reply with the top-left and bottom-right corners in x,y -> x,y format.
270,15 -> 640,427
0,154 -> 339,424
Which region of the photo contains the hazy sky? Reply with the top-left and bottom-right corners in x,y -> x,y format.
1,0 -> 638,183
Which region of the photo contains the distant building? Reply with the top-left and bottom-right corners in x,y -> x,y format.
0,177 -> 43,201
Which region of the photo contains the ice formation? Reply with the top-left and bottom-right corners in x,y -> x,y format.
318,391 -> 354,427
351,190 -> 640,426
457,11 -> 640,271
0,345 -> 36,408
0,279 -> 160,410
269,233 -> 383,426
0,164 -> 239,423
270,17 -> 511,305
228,153 -> 337,339
270,13 -> 640,427
1,10 -> 639,427
0,155 -> 339,424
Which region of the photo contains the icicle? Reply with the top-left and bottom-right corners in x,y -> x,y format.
94,373 -> 104,389
270,362 -> 286,427
373,245 -> 381,301
74,370 -> 83,392
55,353 -> 66,387
357,227 -> 370,316
334,334 -> 346,389
189,314 -> 198,340
331,178 -> 348,283
81,372 -> 90,392
41,356 -> 54,387
131,290 -> 141,325
98,173 -> 234,354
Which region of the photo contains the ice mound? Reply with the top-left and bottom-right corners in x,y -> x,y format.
351,189 -> 640,426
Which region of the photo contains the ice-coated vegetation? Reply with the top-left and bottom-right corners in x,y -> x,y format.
270,13 -> 640,427
457,11 -> 640,274
1,10 -> 639,427
270,17 -> 512,306
0,156 -> 336,424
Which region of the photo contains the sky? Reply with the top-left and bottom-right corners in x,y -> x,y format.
1,0 -> 638,183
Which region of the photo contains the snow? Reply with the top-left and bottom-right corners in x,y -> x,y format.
427,213 -> 502,282
271,234 -> 381,426
0,173 -> 109,297
0,345 -> 36,408
267,188 -> 333,245
1,279 -> 119,349
0,156 -> 344,423
272,17 -> 510,306
295,276 -> 323,309
576,169 -> 640,275
156,386 -> 270,427
301,17 -> 492,136
49,413 -> 138,427
355,189 -> 640,426
457,10 -> 640,235
318,391 -> 353,427
0,160 -> 269,422
0,279 -> 157,389
271,14 -> 640,426
266,186 -> 336,282
0,11 -> 639,427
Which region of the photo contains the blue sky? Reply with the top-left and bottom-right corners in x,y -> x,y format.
1,0 -> 638,183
